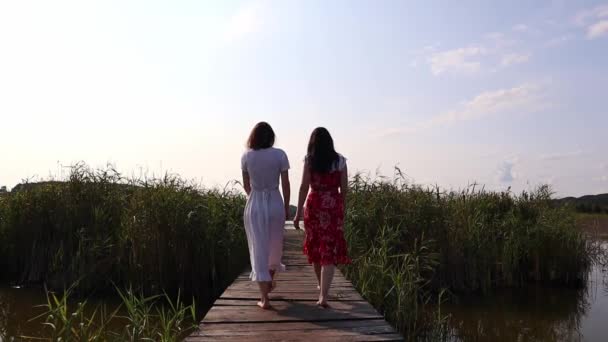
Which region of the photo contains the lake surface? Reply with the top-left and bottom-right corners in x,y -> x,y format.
2,245 -> 607,341
442,242 -> 608,342
0,286 -> 48,339
0,286 -> 125,340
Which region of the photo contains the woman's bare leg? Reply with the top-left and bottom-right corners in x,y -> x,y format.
317,264 -> 335,307
314,263 -> 321,289
269,269 -> 276,292
257,281 -> 272,309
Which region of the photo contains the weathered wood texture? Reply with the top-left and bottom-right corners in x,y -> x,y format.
186,224 -> 403,341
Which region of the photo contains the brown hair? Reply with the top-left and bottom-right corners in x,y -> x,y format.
247,122 -> 275,150
306,127 -> 339,173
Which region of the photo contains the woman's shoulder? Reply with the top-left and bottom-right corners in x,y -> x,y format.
241,149 -> 257,163
271,147 -> 288,157
336,153 -> 347,170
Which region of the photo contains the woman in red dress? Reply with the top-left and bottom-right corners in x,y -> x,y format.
293,127 -> 351,308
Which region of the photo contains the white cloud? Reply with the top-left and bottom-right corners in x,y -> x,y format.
500,53 -> 530,67
425,31 -> 529,75
428,46 -> 487,75
484,31 -> 518,48
409,44 -> 439,68
574,4 -> 608,39
544,34 -> 574,47
485,32 -> 504,40
497,161 -> 516,184
223,2 -> 264,42
385,83 -> 544,135
587,20 -> 608,39
540,150 -> 585,161
594,175 -> 608,182
512,24 -> 529,32
574,4 -> 608,26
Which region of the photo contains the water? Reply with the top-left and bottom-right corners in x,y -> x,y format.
443,243 -> 608,342
2,249 -> 606,341
0,286 -> 125,340
0,286 -> 48,339
0,285 -> 203,340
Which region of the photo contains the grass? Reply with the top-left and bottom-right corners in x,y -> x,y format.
341,172 -> 600,339
0,163 -> 247,302
0,163 -> 248,339
13,285 -> 197,341
1,164 -> 603,340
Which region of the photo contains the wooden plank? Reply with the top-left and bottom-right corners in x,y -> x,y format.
232,278 -> 351,286
187,336 -> 403,342
228,281 -> 353,291
235,270 -> 348,279
198,319 -> 391,332
227,287 -> 357,295
203,301 -> 382,323
194,326 -> 400,341
190,319 -> 401,340
186,226 -> 403,341
234,274 -> 350,283
220,292 -> 364,301
211,299 -> 377,313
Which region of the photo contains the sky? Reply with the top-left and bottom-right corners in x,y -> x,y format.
1,0 -> 607,197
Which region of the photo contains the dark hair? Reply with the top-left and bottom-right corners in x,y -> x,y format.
306,127 -> 339,173
247,122 -> 275,150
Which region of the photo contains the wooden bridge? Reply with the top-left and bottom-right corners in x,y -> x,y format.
186,224 -> 403,341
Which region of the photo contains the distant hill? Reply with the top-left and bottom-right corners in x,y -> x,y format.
555,193 -> 608,214
11,181 -> 65,192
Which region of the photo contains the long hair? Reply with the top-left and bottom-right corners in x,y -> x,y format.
306,127 -> 339,173
247,122 -> 275,150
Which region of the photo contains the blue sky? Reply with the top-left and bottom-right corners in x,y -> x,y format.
1,0 -> 607,196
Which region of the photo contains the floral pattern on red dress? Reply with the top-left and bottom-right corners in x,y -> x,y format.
303,170 -> 351,265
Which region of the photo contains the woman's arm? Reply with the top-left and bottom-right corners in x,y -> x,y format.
293,161 -> 311,230
339,163 -> 348,201
242,171 -> 251,196
280,170 -> 290,218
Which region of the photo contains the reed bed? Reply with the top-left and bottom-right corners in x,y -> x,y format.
0,163 -> 248,307
6,285 -> 198,341
342,172 -> 596,339
1,164 -> 600,340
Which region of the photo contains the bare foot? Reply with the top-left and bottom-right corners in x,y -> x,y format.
316,284 -> 320,290
257,301 -> 271,309
316,300 -> 330,308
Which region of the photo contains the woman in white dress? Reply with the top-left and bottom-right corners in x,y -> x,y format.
241,122 -> 291,309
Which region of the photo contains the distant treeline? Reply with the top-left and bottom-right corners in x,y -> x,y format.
554,193 -> 608,214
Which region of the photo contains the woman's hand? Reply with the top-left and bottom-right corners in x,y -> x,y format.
293,210 -> 302,230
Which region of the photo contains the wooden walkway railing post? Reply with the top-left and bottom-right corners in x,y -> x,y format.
186,223 -> 403,341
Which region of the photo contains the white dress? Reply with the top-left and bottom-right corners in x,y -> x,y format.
241,147 -> 289,282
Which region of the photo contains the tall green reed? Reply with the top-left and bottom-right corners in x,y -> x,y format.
342,172 -> 595,338
116,288 -> 196,342
0,163 -> 247,307
21,285 -> 197,341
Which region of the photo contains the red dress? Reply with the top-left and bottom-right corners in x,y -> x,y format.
303,168 -> 351,265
